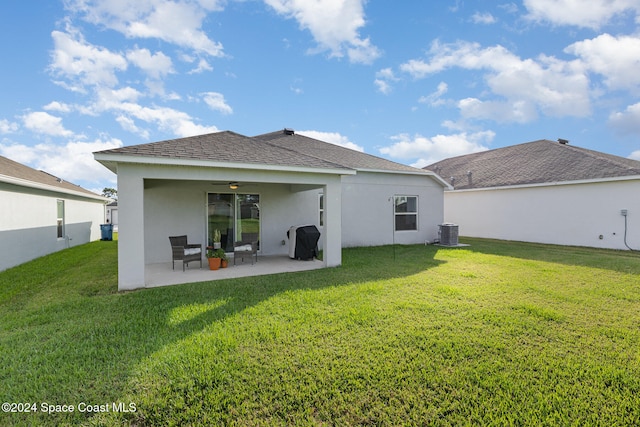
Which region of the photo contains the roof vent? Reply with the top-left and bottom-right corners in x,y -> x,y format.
283,128 -> 295,135
558,138 -> 569,145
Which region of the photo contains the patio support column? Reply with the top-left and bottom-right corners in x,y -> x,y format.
323,177 -> 342,267
117,165 -> 145,290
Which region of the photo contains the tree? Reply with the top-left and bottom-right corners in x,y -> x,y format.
102,187 -> 117,200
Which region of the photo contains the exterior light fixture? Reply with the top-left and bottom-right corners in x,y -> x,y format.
229,182 -> 239,190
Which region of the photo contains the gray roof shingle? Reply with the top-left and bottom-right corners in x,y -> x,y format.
96,129 -> 430,175
424,139 -> 640,190
255,130 -> 426,173
96,131 -> 350,171
0,155 -> 102,198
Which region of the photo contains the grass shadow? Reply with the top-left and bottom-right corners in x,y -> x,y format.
0,242 -> 444,426
459,237 -> 640,274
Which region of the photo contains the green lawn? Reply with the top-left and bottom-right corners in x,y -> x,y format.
1,238 -> 639,426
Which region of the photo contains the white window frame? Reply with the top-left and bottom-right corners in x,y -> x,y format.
394,195 -> 418,231
56,199 -> 65,239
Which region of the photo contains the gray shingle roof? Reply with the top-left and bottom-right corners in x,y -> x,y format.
96,129 -> 430,175
0,155 -> 102,198
255,130 -> 426,173
424,139 -> 640,190
96,131 -> 350,171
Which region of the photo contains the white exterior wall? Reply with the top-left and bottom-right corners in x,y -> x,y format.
444,179 -> 640,250
340,172 -> 444,247
0,185 -> 105,271
295,172 -> 445,248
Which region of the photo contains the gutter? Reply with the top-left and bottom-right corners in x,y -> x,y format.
93,153 -> 357,176
0,174 -> 109,202
445,175 -> 640,193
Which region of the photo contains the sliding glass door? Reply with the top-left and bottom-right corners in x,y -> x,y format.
207,193 -> 259,251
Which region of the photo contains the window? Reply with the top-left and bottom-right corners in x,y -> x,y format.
319,194 -> 324,226
57,200 -> 65,238
207,193 -> 260,251
394,196 -> 417,231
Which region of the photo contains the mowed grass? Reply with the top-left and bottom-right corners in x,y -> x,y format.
1,238 -> 639,426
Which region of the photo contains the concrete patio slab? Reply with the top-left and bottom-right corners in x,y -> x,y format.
145,255 -> 324,288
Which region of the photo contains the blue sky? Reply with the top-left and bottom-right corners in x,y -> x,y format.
1,0 -> 639,193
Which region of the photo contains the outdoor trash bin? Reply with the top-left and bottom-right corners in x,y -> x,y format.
100,224 -> 113,241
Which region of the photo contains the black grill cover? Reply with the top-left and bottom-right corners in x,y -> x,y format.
288,225 -> 320,260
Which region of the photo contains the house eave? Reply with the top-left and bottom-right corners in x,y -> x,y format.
357,168 -> 453,189
0,173 -> 109,202
446,175 -> 640,193
93,153 -> 357,176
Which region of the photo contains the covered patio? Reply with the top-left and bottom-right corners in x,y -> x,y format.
94,131 -> 350,291
145,254 -> 324,288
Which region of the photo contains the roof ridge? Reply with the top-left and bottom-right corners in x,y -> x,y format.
259,137 -> 351,170
562,143 -> 640,172
257,130 -> 428,173
423,138 -> 640,190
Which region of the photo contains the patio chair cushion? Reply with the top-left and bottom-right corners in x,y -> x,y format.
234,244 -> 253,252
169,235 -> 203,271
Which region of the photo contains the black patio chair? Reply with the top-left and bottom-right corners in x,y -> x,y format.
169,235 -> 202,271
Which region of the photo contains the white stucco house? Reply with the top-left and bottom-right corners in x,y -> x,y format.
105,201 -> 118,231
0,155 -> 109,272
94,129 -> 449,291
425,139 -> 640,250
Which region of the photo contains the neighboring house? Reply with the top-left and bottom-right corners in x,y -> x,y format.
425,139 -> 640,250
0,155 -> 109,272
105,201 -> 118,231
94,129 -> 449,291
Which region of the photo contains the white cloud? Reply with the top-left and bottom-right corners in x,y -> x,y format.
609,102 -> 640,135
290,79 -> 304,94
379,131 -> 494,167
471,12 -> 497,24
0,137 -> 123,185
499,3 -> 519,14
263,0 -> 380,64
566,34 -> 640,92
50,27 -> 128,90
116,115 -> 150,139
629,150 -> 640,161
22,112 -> 75,137
86,86 -> 143,115
297,130 -> 364,152
458,97 -> 538,123
126,48 -> 174,79
523,0 -> 640,29
374,79 -> 392,95
202,92 -> 233,115
418,82 -> 449,106
66,0 -> 225,57
117,103 -> 219,137
400,40 -> 591,122
43,101 -> 73,113
78,86 -> 217,138
0,119 -> 19,134
188,58 -> 213,74
374,68 -> 398,94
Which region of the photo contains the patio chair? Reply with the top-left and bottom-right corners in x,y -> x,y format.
233,239 -> 258,265
169,235 -> 202,271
